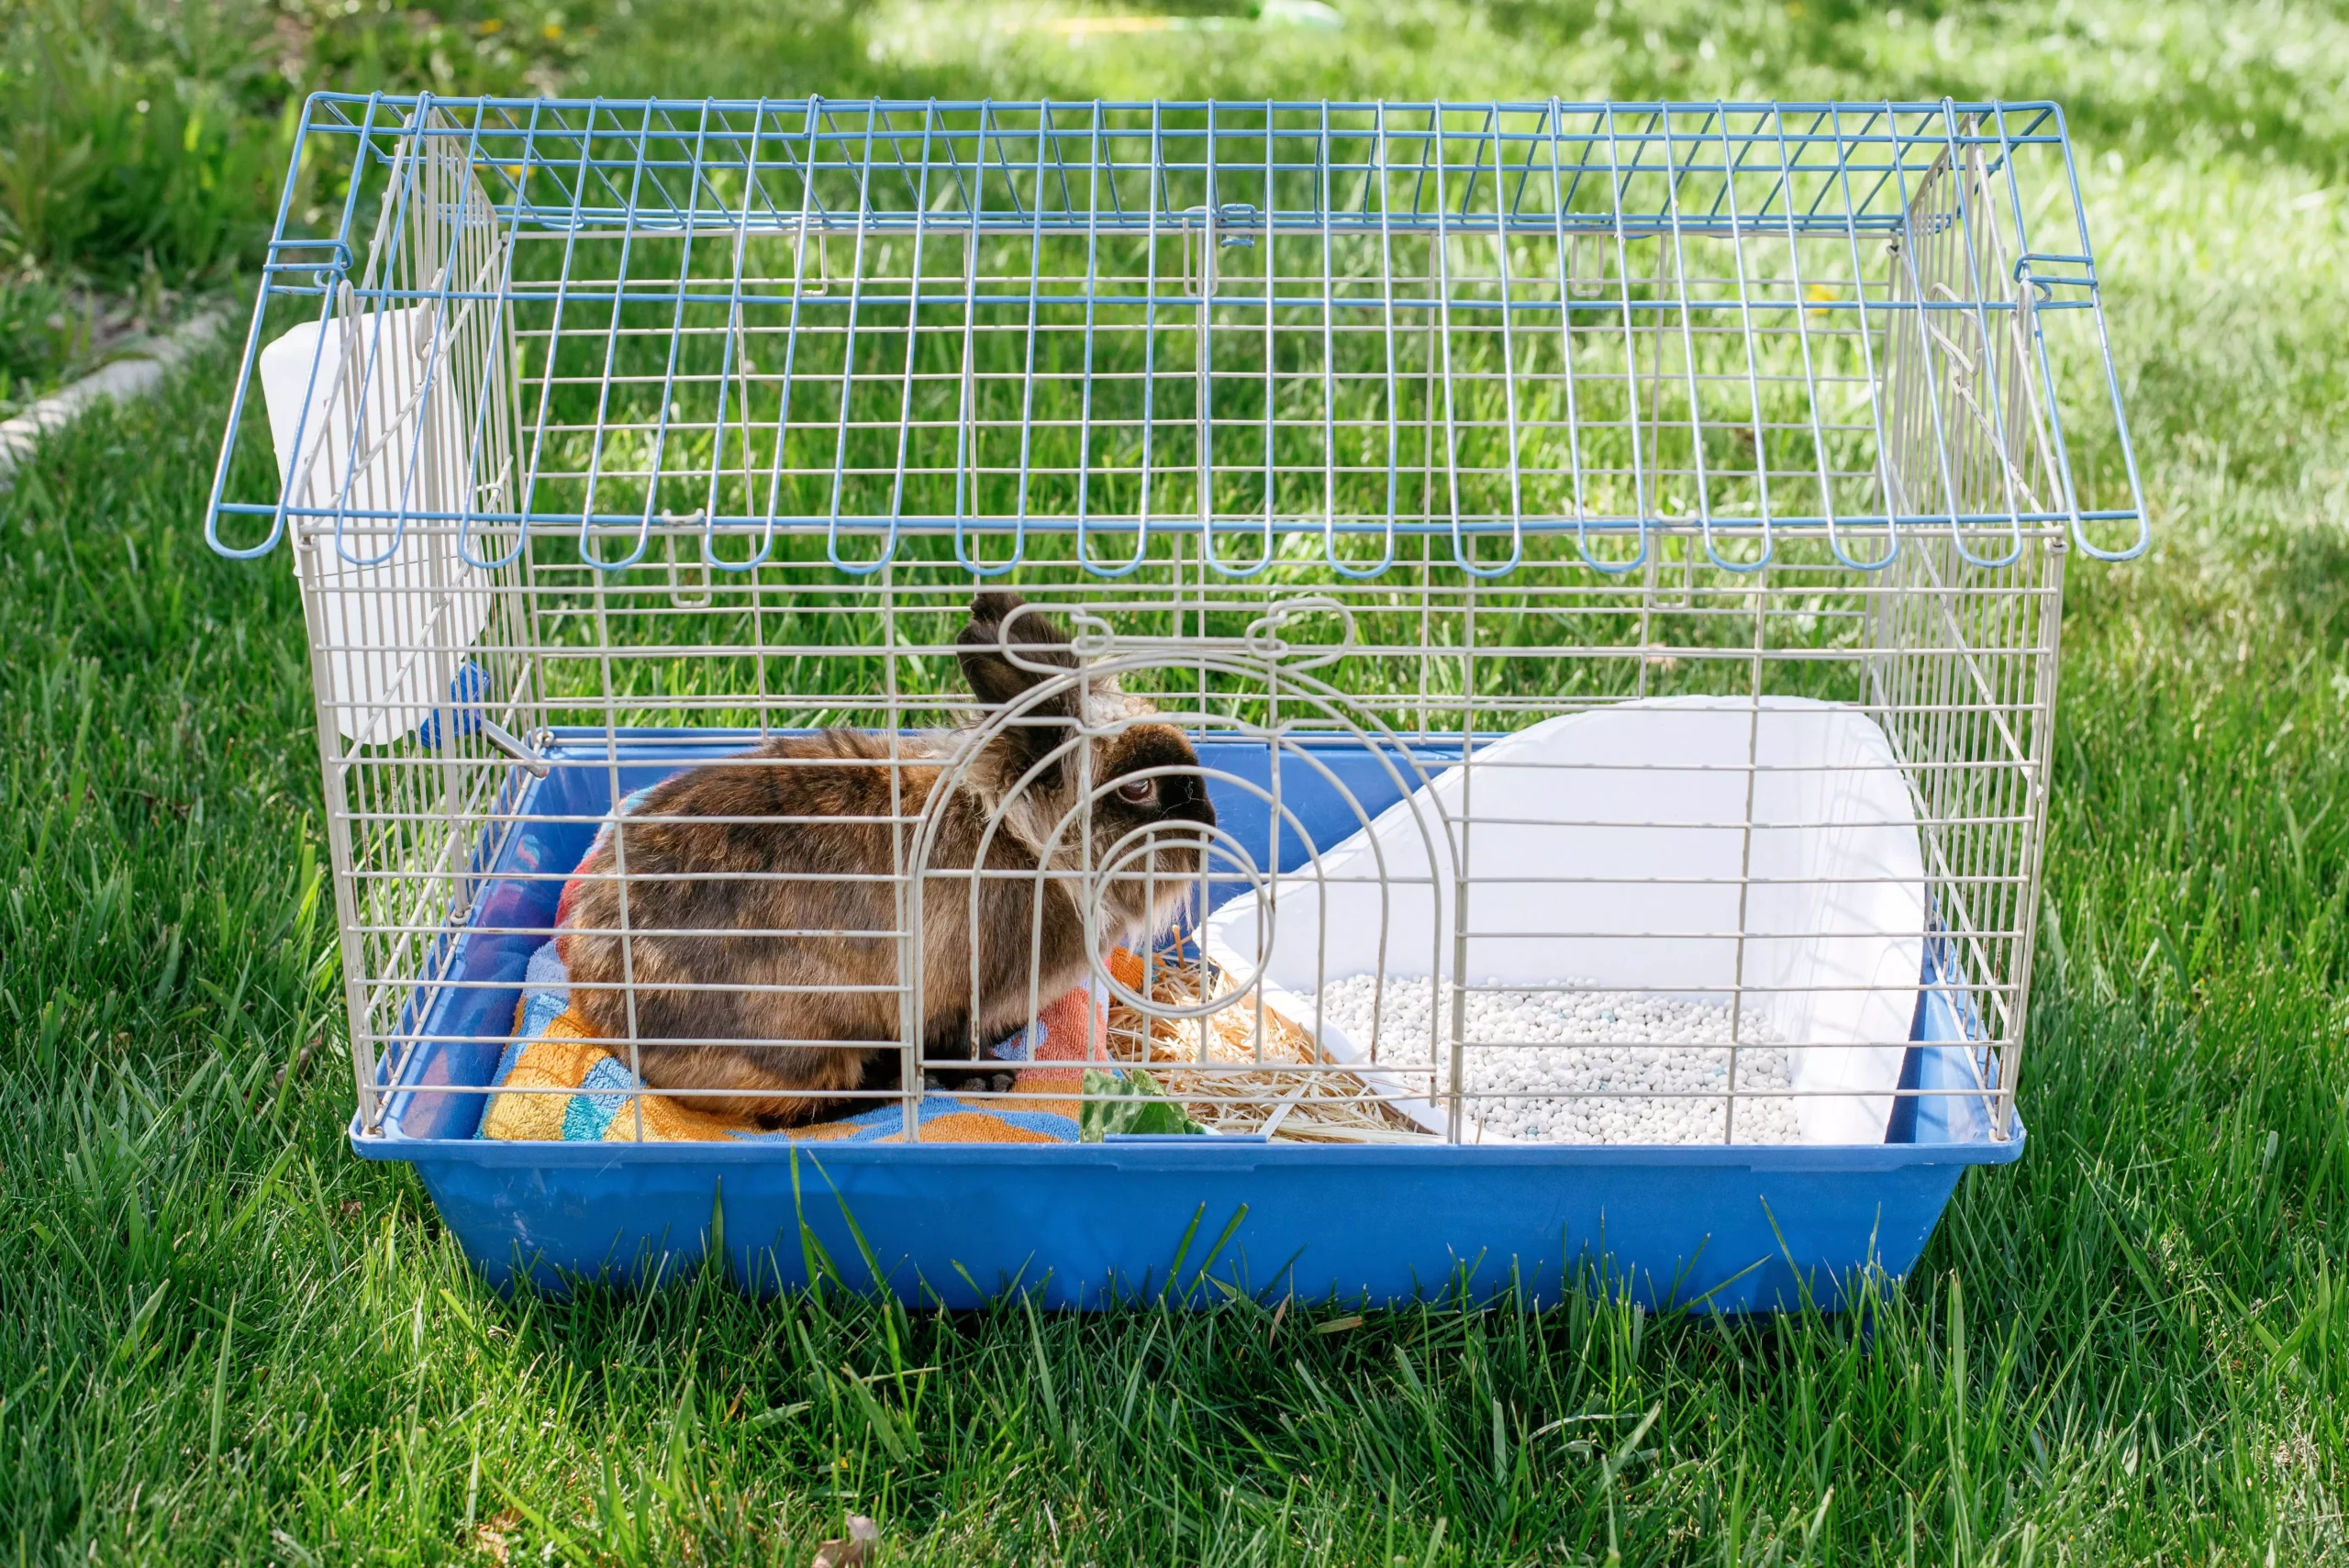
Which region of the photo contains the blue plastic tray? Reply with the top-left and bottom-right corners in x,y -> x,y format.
357,732 -> 2021,1311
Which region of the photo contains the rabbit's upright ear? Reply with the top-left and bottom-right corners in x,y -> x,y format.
957,592 -> 1082,791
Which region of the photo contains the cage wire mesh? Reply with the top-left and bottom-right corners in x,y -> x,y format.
207,95 -> 2143,1149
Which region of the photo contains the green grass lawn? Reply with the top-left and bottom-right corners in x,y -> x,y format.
4,2 -> 2347,1562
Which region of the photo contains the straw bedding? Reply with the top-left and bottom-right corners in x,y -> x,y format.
1102,951 -> 1431,1142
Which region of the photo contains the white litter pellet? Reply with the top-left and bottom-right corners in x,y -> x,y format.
1309,974 -> 1802,1146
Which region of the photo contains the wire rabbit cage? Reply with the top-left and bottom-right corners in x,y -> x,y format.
208,95 -> 2143,1308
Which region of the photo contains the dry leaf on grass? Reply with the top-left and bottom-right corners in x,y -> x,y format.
811,1514 -> 880,1568
472,1507 -> 522,1563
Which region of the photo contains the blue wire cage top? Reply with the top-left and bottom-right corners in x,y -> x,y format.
207,95 -> 2146,581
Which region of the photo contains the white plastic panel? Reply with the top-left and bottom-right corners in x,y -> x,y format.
258,305 -> 504,746
1204,697 -> 1926,1145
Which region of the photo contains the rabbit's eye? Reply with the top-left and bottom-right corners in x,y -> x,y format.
1116,778 -> 1156,805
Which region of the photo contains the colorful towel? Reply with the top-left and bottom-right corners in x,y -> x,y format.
476,941 -> 1112,1143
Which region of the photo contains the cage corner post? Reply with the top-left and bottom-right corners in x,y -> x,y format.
295,532 -> 392,1134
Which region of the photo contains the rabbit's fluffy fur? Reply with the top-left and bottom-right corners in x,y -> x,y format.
558,592 -> 1217,1125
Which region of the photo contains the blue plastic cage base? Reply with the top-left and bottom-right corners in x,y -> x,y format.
358,730 -> 2021,1312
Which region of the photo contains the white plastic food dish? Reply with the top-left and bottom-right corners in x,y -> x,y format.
1201,696 -> 1928,1146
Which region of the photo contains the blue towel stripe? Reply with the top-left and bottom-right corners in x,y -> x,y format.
562,1056 -> 638,1140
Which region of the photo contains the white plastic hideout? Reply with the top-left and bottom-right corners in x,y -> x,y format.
1203,696 -> 1928,1146
258,305 -> 500,747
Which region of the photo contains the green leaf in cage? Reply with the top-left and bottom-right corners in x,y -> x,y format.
1078,1067 -> 1208,1141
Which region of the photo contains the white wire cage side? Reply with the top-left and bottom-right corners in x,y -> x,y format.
206,96 -> 2142,1150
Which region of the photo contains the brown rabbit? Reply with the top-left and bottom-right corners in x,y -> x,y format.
557,591 -> 1217,1125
